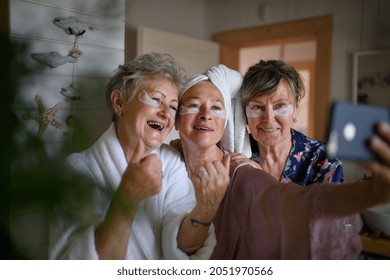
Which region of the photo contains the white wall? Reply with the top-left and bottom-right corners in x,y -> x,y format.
124,0 -> 206,60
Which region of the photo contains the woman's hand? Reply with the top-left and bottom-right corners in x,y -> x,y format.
230,152 -> 261,170
169,138 -> 183,155
363,122 -> 390,183
177,155 -> 231,255
190,154 -> 231,221
117,139 -> 162,212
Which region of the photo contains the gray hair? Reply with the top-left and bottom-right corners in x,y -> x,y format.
239,59 -> 305,108
105,52 -> 187,121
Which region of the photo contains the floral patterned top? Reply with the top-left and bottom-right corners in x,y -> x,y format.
251,129 -> 344,185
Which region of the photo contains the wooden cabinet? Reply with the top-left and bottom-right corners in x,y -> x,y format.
360,235 -> 390,259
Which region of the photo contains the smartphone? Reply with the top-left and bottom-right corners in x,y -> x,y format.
326,101 -> 390,161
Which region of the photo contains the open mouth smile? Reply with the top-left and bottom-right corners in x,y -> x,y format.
147,121 -> 164,131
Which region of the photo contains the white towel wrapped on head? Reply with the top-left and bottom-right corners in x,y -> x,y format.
180,64 -> 251,158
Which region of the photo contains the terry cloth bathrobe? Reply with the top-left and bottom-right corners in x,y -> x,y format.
49,123 -> 216,260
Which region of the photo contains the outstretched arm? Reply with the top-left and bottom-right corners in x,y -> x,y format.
312,122 -> 390,218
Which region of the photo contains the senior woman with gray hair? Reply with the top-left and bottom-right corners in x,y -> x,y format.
49,53 -> 217,260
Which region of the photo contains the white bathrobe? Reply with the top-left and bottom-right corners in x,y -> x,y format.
49,123 -> 216,260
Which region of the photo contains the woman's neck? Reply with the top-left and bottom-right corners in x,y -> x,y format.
181,142 -> 224,178
257,140 -> 292,180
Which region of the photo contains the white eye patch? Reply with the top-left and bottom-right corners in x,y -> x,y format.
138,90 -> 159,106
246,104 -> 294,118
179,106 -> 199,115
138,90 -> 177,116
179,105 -> 227,119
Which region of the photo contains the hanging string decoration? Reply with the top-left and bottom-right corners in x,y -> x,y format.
25,16 -> 98,140
52,16 -> 98,144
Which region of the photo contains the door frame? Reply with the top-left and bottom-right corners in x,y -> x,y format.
291,61 -> 316,138
212,15 -> 332,140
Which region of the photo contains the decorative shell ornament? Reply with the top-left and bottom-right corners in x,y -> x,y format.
60,86 -> 81,101
31,52 -> 77,68
70,48 -> 83,58
23,95 -> 64,137
53,16 -> 98,36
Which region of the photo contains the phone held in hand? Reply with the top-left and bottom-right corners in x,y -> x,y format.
326,101 -> 390,161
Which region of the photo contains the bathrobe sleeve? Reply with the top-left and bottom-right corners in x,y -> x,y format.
49,151 -> 110,260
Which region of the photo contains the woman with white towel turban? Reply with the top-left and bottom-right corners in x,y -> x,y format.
49,53 -> 218,260
176,64 -> 390,259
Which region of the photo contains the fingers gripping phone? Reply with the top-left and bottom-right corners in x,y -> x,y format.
326,101 -> 390,161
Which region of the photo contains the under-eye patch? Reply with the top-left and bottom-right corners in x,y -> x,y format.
138,90 -> 177,116
179,105 -> 227,119
138,90 -> 159,107
179,106 -> 199,115
246,104 -> 294,118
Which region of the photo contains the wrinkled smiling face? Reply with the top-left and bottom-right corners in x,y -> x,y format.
245,80 -> 298,149
118,77 -> 179,151
177,81 -> 226,150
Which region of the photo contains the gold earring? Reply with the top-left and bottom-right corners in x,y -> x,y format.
246,124 -> 251,134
